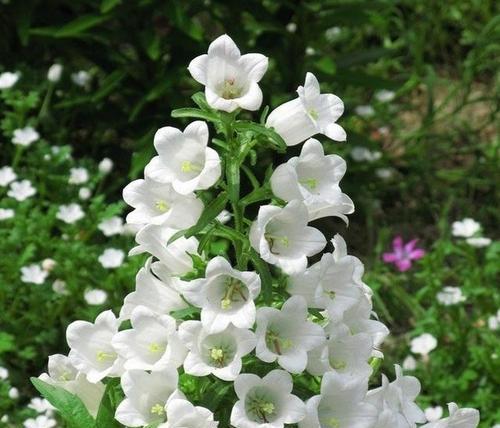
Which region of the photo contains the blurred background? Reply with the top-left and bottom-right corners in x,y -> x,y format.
0,0 -> 499,426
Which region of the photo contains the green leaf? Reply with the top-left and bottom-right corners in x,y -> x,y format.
101,0 -> 122,13
234,121 -> 287,153
95,381 -> 121,428
171,108 -> 219,123
170,306 -> 201,320
248,249 -> 273,304
0,332 -> 15,354
191,92 -> 212,111
30,15 -> 109,38
168,192 -> 229,245
31,378 -> 96,428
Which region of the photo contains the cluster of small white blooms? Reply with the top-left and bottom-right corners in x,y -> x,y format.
68,167 -> 89,184
98,215 -> 124,236
436,286 -> 466,306
38,34 -> 479,428
451,218 -> 492,248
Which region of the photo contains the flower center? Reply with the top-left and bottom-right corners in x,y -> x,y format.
210,347 -> 226,366
327,418 -> 340,428
247,397 -> 276,423
181,160 -> 202,173
150,403 -> 165,416
96,350 -> 116,362
299,177 -> 318,190
308,108 -> 319,120
155,200 -> 170,213
220,277 -> 248,310
220,78 -> 243,99
148,342 -> 164,354
264,233 -> 290,255
330,358 -> 347,370
265,330 -> 293,355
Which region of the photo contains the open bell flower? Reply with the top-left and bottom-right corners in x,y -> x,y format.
271,138 -> 354,221
299,371 -> 377,428
159,399 -> 219,428
179,321 -> 255,381
231,369 -> 306,428
255,296 -> 325,373
112,306 -> 186,371
129,224 -> 199,276
115,369 -> 183,427
181,256 -> 261,334
66,310 -> 123,383
123,176 -> 204,228
266,72 -> 345,146
188,34 -> 268,113
250,200 -> 326,274
145,121 -> 221,195
420,403 -> 479,428
39,354 -> 105,417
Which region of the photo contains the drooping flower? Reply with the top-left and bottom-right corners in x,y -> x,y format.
299,371 -> 377,428
8,180 -> 37,201
52,279 -> 69,295
0,367 -> 8,380
97,216 -> 124,236
250,200 -> 326,274
56,203 -> 85,224
98,157 -> 114,174
84,289 -> 108,305
41,258 -> 56,272
98,248 -> 125,269
0,166 -> 17,186
12,126 -> 40,146
120,259 -> 188,320
270,138 -> 354,221
436,287 -> 466,306
71,70 -> 91,87
79,187 -> 91,200
181,256 -> 261,334
159,399 -> 219,428
466,237 -> 492,248
69,167 -> 89,184
266,72 -> 345,146
188,34 -> 268,112
0,71 -> 19,89
145,121 -> 221,195
129,225 -> 199,276
354,105 -> 375,118
375,90 -> 395,103
451,218 -> 480,238
179,321 -> 255,381
402,355 -> 417,371
114,369 -> 182,427
420,403 -> 479,428
123,177 -> 203,228
8,387 -> 19,399
383,236 -> 425,272
350,146 -> 382,162
112,306 -> 185,371
231,369 -> 306,428
410,333 -> 437,356
66,310 -> 123,383
47,64 -> 63,83
255,296 -> 325,373
39,354 -> 105,417
288,234 -> 364,317
21,264 -> 48,285
0,208 -> 15,221
367,365 -> 426,428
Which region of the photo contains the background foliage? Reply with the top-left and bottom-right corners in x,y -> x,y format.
0,0 -> 498,426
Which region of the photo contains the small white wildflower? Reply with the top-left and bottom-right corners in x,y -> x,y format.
56,203 -> 85,224
375,89 -> 396,103
8,387 -> 19,399
71,70 -> 91,87
0,367 -> 8,380
12,126 -> 40,146
97,216 -> 124,236
286,22 -> 297,33
79,187 -> 91,200
84,289 -> 108,305
451,218 -> 480,238
0,208 -> 14,221
42,258 -> 57,272
8,180 -> 36,201
354,105 -> 375,118
410,333 -> 437,356
47,64 -> 63,82
98,157 -> 113,174
0,166 -> 17,186
0,71 -> 19,89
52,279 -> 69,295
21,264 -> 48,285
98,248 -> 125,268
436,286 -> 466,306
466,237 -> 492,248
69,167 -> 89,185
402,355 -> 417,371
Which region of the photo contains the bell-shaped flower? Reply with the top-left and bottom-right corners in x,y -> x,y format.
266,72 -> 345,146
307,323 -> 373,378
420,403 -> 479,428
112,306 -> 186,371
159,399 -> 219,428
179,321 -> 255,381
328,294 -> 389,358
289,234 -> 364,317
231,369 -> 306,428
120,259 -> 188,320
115,369 -> 182,427
299,371 -> 377,428
270,139 -> 353,221
145,121 -> 221,195
129,224 -> 199,276
123,176 -> 204,228
188,34 -> 268,113
66,310 -> 123,383
255,296 -> 325,373
38,354 -> 105,417
366,365 -> 426,428
181,256 -> 261,333
250,200 -> 326,274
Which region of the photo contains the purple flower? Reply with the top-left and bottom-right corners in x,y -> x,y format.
383,236 -> 425,272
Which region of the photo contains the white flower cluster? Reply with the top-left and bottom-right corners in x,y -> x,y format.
38,35 -> 479,428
